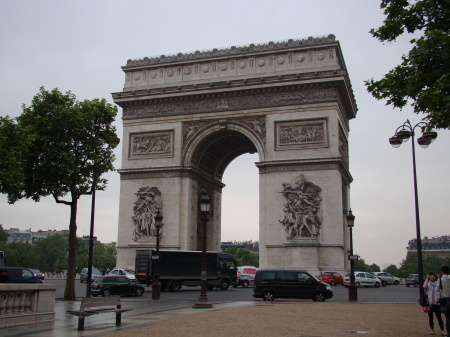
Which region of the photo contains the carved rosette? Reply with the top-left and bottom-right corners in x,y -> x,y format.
279,175 -> 322,239
132,186 -> 164,241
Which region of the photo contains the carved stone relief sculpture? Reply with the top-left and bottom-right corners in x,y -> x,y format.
276,119 -> 327,150
130,131 -> 173,159
279,175 -> 322,238
132,186 -> 164,241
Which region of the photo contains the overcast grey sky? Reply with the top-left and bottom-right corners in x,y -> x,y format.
1,1 -> 448,269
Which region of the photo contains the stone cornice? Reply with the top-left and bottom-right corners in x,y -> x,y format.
256,158 -> 353,184
116,80 -> 356,122
124,35 -> 337,68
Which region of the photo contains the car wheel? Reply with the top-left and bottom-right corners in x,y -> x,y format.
242,280 -> 249,288
169,280 -> 181,291
330,281 -> 336,286
135,287 -> 144,297
91,294 -> 98,297
220,280 -> 230,291
207,285 -> 214,291
312,291 -> 326,302
102,289 -> 112,297
406,284 -> 410,287
375,282 -> 380,288
394,280 -> 399,285
355,282 -> 360,288
263,291 -> 275,301
414,282 -> 418,287
382,281 -> 387,287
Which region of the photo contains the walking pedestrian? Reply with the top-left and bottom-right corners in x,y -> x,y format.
424,273 -> 445,335
440,266 -> 450,337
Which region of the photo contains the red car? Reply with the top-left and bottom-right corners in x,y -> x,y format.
321,272 -> 343,286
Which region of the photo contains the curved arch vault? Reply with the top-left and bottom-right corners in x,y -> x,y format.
112,35 -> 357,275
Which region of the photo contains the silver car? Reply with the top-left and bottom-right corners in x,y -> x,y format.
373,272 -> 401,285
343,271 -> 382,288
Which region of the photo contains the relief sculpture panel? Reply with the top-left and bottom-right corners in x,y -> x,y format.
276,119 -> 327,150
279,175 -> 322,238
129,131 -> 174,159
132,186 -> 164,241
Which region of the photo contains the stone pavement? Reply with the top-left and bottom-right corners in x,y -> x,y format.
1,299 -> 439,337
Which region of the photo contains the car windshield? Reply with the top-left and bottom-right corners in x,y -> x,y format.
123,269 -> 135,275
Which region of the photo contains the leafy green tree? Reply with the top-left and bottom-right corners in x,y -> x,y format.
35,234 -> 68,272
94,242 -> 117,271
384,264 -> 399,275
0,225 -> 8,243
223,247 -> 259,267
0,241 -> 39,268
76,238 -> 89,272
0,87 -> 119,300
365,0 -> 450,130
369,263 -> 381,273
353,258 -> 371,272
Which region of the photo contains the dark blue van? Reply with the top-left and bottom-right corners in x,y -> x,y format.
0,267 -> 43,284
253,269 -> 333,301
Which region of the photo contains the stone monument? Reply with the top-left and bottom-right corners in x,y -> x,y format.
112,35 -> 357,276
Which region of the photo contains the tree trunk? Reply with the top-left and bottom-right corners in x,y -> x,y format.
63,196 -> 78,300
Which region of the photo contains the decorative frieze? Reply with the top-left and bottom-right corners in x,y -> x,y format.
123,87 -> 338,119
129,131 -> 174,159
276,119 -> 328,150
125,35 -> 336,67
339,127 -> 349,167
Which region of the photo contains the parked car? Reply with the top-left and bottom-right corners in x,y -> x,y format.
0,267 -> 43,284
373,272 -> 401,285
30,269 -> 45,280
343,271 -> 382,288
321,272 -> 344,286
80,267 -> 103,283
253,269 -> 333,302
233,266 -> 258,288
91,275 -> 145,297
109,268 -> 137,282
405,274 -> 420,287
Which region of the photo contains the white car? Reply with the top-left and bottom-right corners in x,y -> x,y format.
373,272 -> 401,285
109,268 -> 137,282
343,272 -> 382,288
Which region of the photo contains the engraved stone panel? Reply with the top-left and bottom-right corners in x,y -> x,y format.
132,186 -> 164,241
279,175 -> 322,239
129,131 -> 174,159
276,119 -> 328,150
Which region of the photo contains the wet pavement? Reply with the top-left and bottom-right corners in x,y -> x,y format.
2,297 -> 252,337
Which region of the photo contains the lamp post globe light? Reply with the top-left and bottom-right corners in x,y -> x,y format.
152,210 -> 163,300
389,120 -> 437,300
193,192 -> 213,309
346,209 -> 357,302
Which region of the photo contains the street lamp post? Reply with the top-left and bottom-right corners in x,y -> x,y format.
85,180 -> 97,297
346,209 -> 357,302
389,119 -> 437,300
193,193 -> 213,309
152,210 -> 163,300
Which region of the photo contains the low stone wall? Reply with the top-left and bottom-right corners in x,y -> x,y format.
0,284 -> 56,328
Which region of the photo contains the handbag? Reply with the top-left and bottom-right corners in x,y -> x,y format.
419,294 -> 428,307
423,306 -> 431,312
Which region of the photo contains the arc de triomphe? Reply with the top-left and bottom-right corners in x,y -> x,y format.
112,35 -> 357,275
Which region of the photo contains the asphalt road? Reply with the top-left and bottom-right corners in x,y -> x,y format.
44,279 -> 420,303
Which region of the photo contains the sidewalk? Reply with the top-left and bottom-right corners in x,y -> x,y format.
1,300 -> 437,337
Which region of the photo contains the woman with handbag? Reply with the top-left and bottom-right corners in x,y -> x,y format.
441,266 -> 450,337
424,273 -> 445,335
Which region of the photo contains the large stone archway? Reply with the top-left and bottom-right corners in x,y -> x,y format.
112,35 -> 357,276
